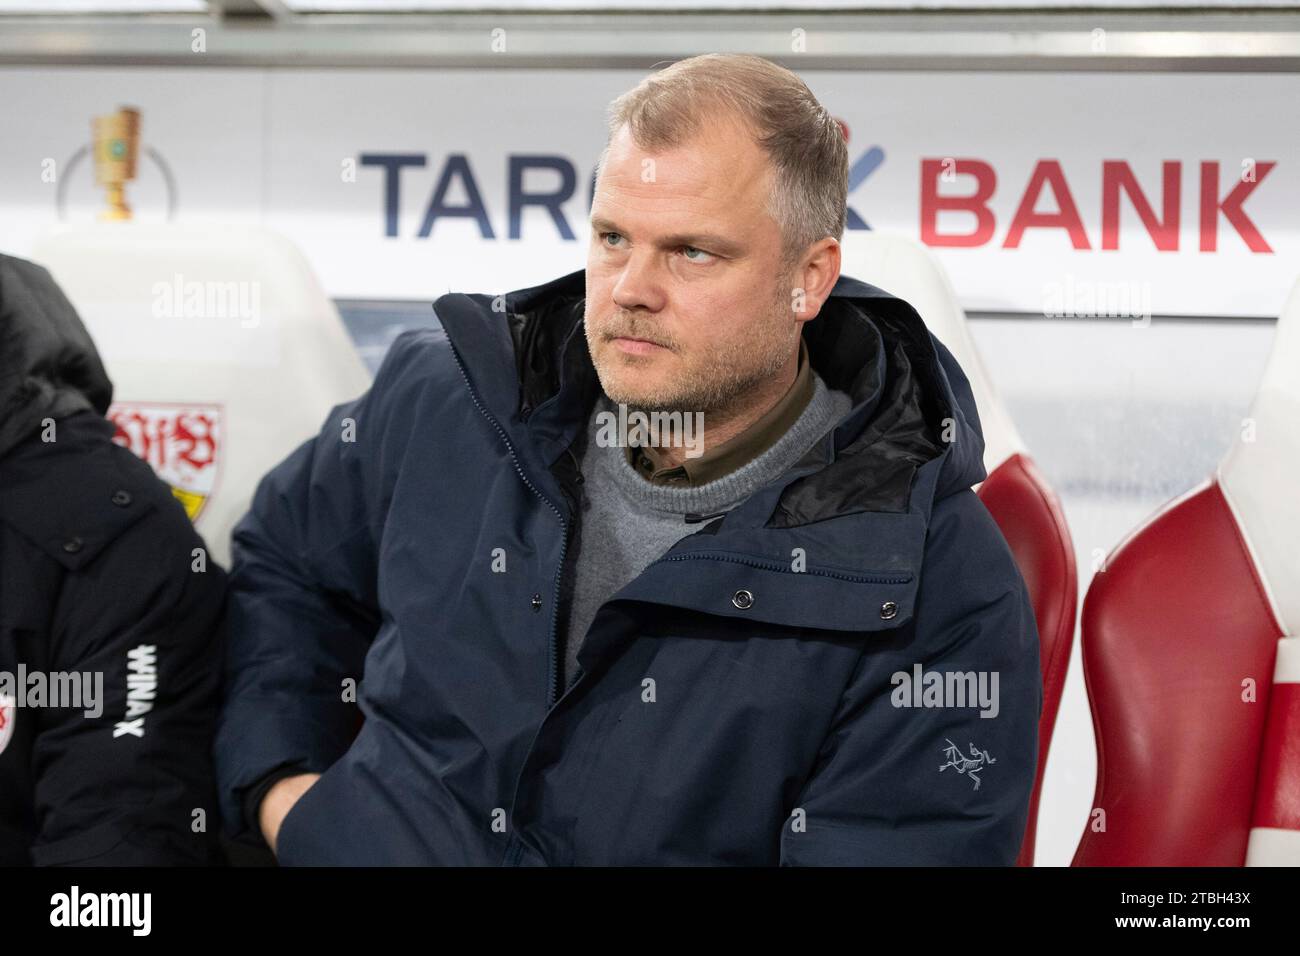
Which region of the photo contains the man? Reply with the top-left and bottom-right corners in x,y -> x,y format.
0,254 -> 227,865
216,53 -> 1042,865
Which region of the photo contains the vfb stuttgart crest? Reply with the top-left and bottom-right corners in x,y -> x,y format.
108,402 -> 223,523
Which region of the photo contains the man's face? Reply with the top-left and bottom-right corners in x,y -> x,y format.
584,118 -> 800,415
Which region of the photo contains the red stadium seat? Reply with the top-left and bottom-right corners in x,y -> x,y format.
977,452 -> 1077,866
1073,277 -> 1300,866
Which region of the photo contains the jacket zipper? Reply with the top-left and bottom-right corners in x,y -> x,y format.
551,456 -> 583,702
446,338 -> 572,709
652,550 -> 912,585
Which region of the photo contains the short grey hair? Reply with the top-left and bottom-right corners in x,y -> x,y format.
598,53 -> 849,275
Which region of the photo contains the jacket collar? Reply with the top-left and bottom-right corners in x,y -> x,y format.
433,266 -> 986,520
433,268 -> 989,634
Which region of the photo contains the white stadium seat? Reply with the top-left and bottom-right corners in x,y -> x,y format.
32,223 -> 372,570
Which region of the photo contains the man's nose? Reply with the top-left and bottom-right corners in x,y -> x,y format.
610,250 -> 667,314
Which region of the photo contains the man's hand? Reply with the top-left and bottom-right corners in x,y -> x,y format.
259,773 -> 322,856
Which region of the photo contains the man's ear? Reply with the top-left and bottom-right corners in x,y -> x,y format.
788,238 -> 841,319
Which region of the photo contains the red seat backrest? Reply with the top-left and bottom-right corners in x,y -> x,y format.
1071,480 -> 1280,865
978,452 -> 1078,866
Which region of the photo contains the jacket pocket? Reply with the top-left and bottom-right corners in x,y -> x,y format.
273,765 -> 335,866
630,548 -> 919,634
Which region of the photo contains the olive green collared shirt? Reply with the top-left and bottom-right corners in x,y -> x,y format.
625,336 -> 814,487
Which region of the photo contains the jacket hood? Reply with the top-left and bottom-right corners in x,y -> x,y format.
433,266 -> 987,530
0,254 -> 113,460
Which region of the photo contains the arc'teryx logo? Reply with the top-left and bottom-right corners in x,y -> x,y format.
939,738 -> 997,791
114,644 -> 157,739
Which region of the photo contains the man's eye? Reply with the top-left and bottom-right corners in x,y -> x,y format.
600,232 -> 623,247
682,246 -> 712,262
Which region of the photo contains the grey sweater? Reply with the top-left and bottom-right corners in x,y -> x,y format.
560,371 -> 854,691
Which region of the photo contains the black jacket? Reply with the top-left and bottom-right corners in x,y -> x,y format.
0,254 -> 227,865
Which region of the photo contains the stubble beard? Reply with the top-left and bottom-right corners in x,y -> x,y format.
585,274 -> 798,420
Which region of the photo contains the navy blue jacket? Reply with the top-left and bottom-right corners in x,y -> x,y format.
213,267 -> 1042,865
